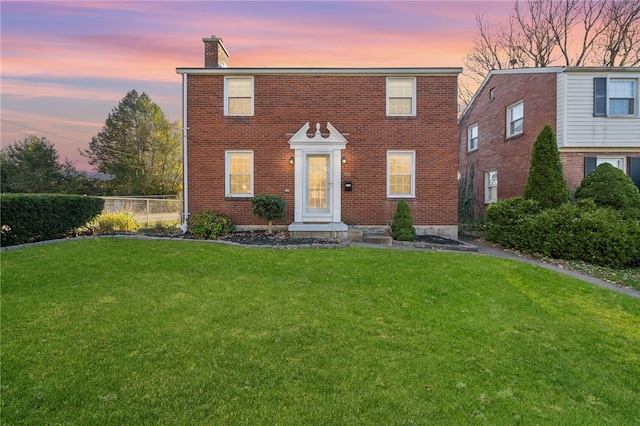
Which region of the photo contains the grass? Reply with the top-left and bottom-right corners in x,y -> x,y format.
2,238 -> 640,425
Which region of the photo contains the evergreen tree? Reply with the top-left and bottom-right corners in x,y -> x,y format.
82,90 -> 182,195
1,135 -> 67,193
390,199 -> 417,241
523,124 -> 569,209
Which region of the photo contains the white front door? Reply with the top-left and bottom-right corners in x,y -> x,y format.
304,154 -> 331,221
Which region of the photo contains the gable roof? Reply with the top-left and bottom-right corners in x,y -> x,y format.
460,66 -> 640,123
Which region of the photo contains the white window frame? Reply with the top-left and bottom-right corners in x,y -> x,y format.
506,101 -> 524,138
485,170 -> 497,204
468,124 -> 478,152
387,150 -> 416,198
224,76 -> 254,116
225,150 -> 254,197
608,79 -> 637,116
597,156 -> 626,173
386,77 -> 416,117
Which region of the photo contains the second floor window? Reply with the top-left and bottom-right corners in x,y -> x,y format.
387,78 -> 416,116
507,101 -> 524,137
468,124 -> 478,152
225,77 -> 253,116
594,77 -> 637,117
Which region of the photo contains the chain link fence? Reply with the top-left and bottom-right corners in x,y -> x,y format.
101,195 -> 182,226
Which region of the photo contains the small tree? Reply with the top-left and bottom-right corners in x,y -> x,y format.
390,199 -> 417,241
575,162 -> 640,220
251,195 -> 287,234
523,124 -> 570,209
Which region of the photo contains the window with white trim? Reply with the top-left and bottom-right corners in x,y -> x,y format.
386,78 -> 416,116
468,124 -> 478,152
225,151 -> 253,197
594,77 -> 638,116
485,170 -> 497,204
387,151 -> 415,197
224,77 -> 253,116
597,157 -> 626,172
507,101 -> 523,137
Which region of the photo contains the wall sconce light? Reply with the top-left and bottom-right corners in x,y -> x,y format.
341,156 -> 347,164
289,156 -> 295,165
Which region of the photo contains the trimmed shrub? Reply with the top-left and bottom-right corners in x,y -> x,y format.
187,209 -> 235,239
0,193 -> 104,246
93,212 -> 138,234
390,199 -> 417,241
522,124 -> 570,209
485,197 -> 541,248
575,162 -> 640,220
251,195 -> 287,234
524,200 -> 640,268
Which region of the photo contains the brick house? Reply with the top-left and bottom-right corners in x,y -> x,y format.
458,67 -> 640,219
176,36 -> 462,239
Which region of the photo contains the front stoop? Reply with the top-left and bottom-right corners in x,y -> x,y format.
362,232 -> 393,245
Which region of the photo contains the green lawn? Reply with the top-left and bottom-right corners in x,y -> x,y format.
2,239 -> 639,425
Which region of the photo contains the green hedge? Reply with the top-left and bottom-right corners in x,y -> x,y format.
486,198 -> 640,268
1,193 -> 104,246
485,198 -> 542,248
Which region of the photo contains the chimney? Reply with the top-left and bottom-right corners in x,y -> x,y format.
203,35 -> 229,68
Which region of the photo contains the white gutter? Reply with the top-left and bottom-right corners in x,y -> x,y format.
180,73 -> 189,232
176,67 -> 463,76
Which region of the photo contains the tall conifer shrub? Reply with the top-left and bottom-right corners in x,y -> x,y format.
522,124 -> 570,209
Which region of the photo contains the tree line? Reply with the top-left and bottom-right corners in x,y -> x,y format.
1,90 -> 182,196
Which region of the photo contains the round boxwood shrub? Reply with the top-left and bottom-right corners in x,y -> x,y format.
574,162 -> 640,220
187,209 -> 235,239
390,199 -> 417,241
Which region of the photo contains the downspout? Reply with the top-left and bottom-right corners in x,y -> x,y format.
180,73 -> 189,232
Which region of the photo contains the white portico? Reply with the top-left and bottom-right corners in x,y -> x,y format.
288,122 -> 349,239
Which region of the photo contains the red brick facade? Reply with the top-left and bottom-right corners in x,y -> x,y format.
458,71 -> 558,218
179,38 -> 461,236
459,68 -> 640,220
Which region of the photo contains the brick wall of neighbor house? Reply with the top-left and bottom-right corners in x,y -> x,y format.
458,72 -> 558,218
561,151 -> 640,191
187,73 -> 459,229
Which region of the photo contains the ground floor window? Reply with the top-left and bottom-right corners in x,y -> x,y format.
485,170 -> 497,204
225,150 -> 253,197
387,151 -> 415,197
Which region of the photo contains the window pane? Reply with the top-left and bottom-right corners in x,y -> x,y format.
389,80 -> 413,97
610,80 -> 633,98
389,98 -> 412,115
228,98 -> 251,114
510,117 -> 523,135
228,79 -> 252,97
228,153 -> 252,195
510,103 -> 523,120
610,99 -> 634,115
307,156 -> 328,209
389,153 -> 412,195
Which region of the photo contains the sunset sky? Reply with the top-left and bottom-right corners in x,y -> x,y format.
1,1 -> 513,171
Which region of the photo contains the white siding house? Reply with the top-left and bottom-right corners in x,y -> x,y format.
557,68 -> 640,149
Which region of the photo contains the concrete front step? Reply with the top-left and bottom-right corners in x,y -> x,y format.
362,232 -> 393,245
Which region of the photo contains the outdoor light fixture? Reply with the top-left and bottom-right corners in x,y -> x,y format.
289,156 -> 295,165
341,156 -> 347,164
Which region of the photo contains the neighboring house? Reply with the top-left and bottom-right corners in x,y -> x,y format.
459,67 -> 640,219
176,36 -> 462,239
